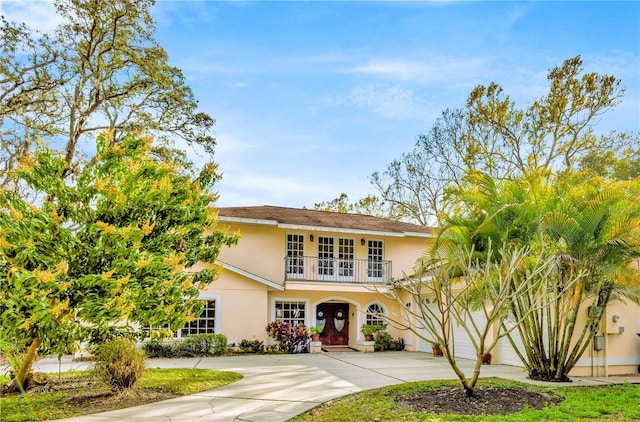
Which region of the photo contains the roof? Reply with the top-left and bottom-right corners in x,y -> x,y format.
216,205 -> 434,238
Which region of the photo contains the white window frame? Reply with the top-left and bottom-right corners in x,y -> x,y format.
367,239 -> 385,281
271,297 -> 310,326
365,302 -> 386,326
286,233 -> 305,279
317,236 -> 335,279
177,294 -> 220,338
318,236 -> 356,281
337,237 -> 355,281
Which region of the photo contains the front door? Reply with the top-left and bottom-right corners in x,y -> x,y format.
317,303 -> 349,346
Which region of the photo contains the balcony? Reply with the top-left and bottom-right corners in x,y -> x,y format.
284,256 -> 392,284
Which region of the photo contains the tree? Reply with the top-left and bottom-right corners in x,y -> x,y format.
312,193 -> 400,219
0,0 -> 215,184
385,241 -> 559,396
439,169 -> 640,381
579,145 -> 640,181
372,56 -> 635,226
0,17 -> 60,187
0,133 -> 238,392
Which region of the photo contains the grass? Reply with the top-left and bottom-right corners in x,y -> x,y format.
0,368 -> 242,422
291,378 -> 640,422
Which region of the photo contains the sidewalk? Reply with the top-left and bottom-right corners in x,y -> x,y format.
31,351 -> 639,422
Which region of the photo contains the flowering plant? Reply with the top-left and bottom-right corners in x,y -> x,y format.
265,321 -> 310,353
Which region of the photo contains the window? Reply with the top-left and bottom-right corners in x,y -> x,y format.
367,240 -> 384,279
338,238 -> 355,279
366,303 -> 385,326
317,236 -> 355,280
274,300 -> 306,325
317,236 -> 335,277
286,234 -> 305,278
141,298 -> 218,338
181,300 -> 216,336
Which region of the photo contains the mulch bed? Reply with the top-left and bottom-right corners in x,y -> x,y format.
395,386 -> 563,415
2,374 -> 177,416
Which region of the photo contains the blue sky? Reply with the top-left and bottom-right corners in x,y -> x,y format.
3,1 -> 639,209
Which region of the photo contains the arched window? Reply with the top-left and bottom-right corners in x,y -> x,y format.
366,303 -> 385,326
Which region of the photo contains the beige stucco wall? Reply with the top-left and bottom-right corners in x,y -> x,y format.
568,300 -> 640,377
216,221 -> 430,285
199,269 -> 269,344
211,220 -> 431,347
267,289 -> 413,348
210,217 -> 639,375
216,223 -> 287,284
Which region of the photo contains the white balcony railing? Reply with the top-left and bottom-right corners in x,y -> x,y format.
284,256 -> 392,283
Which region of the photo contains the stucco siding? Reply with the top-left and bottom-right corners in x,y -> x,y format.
201,270 -> 269,344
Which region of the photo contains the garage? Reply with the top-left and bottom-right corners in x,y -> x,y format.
498,320 -> 526,367
415,303 -> 440,353
414,303 -> 488,360
452,310 -> 487,359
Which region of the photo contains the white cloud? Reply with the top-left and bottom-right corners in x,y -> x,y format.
326,84 -> 433,120
215,167 -> 373,209
348,57 -> 492,84
1,0 -> 61,33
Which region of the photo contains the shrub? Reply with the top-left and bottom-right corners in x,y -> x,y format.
265,321 -> 310,353
180,334 -> 228,357
374,331 -> 404,352
93,339 -> 146,392
142,341 -> 179,358
239,339 -> 264,353
142,334 -> 228,358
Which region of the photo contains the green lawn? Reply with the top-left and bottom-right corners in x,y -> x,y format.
292,378 -> 640,422
0,368 -> 242,422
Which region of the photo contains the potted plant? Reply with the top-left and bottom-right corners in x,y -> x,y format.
431,343 -> 444,357
309,326 -> 322,342
361,324 -> 381,341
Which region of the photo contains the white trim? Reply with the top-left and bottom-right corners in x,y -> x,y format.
218,216 -> 278,226
278,223 -> 431,238
199,293 -> 221,335
402,231 -> 433,238
218,215 -> 431,238
177,295 -> 220,337
286,232 -> 305,279
220,261 -> 284,291
271,297 -> 311,325
364,300 -> 386,326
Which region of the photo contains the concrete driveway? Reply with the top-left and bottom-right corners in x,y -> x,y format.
32,351 -> 635,422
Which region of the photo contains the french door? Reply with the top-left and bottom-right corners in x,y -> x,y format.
317,236 -> 355,281
367,240 -> 384,281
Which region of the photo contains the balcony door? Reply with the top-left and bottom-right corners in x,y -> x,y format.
286,234 -> 304,279
317,236 -> 354,281
367,240 -> 384,282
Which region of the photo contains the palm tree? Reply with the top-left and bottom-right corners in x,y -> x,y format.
438,169 -> 640,381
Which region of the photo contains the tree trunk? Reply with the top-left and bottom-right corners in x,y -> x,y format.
5,338 -> 41,393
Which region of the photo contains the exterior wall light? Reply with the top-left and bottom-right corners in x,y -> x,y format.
309,234 -> 314,242
361,238 -> 365,245
612,315 -> 620,323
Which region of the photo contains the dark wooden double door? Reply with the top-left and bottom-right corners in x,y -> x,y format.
317,303 -> 349,346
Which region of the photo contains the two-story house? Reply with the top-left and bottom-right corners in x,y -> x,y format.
192,205 -> 433,350
184,205 -> 639,377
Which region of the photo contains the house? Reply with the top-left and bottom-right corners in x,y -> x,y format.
191,205 -> 433,351
188,205 -> 639,376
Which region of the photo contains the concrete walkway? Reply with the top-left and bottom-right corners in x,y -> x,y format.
32,351 -> 639,422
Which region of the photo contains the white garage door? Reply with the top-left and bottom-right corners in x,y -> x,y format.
452,310 -> 487,360
415,303 -> 439,353
499,321 -> 525,367
414,305 -> 488,359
